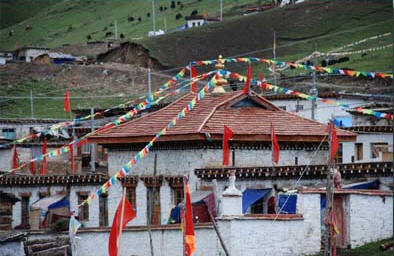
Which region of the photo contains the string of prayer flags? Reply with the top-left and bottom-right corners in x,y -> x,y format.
1,71 -> 215,177
218,70 -> 393,120
190,57 -> 393,79
77,75 -> 218,208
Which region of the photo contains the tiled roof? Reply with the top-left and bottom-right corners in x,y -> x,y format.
195,161 -> 393,180
90,91 -> 355,143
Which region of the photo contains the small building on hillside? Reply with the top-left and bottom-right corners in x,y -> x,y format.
184,15 -> 220,29
0,51 -> 14,65
34,52 -> 76,65
14,47 -> 49,63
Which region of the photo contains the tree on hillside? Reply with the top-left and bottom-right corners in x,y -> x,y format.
175,13 -> 183,20
170,1 -> 176,8
147,12 -> 150,17
191,10 -> 198,16
138,17 -> 142,22
128,16 -> 135,22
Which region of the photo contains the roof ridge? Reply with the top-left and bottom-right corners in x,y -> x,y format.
93,92 -> 193,137
197,91 -> 244,132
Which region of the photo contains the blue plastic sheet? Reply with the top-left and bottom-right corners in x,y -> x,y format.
242,189 -> 271,214
278,194 -> 297,214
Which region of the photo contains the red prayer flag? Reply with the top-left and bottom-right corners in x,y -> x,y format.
271,124 -> 280,164
69,144 -> 76,172
191,66 -> 198,93
30,161 -> 36,175
108,196 -> 136,256
12,145 -> 19,169
40,138 -> 47,175
222,125 -> 234,166
329,122 -> 338,163
64,91 -> 71,112
242,64 -> 252,94
184,181 -> 195,256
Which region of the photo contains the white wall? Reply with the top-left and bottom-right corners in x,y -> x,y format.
216,193 -> 321,256
75,226 -> 219,256
187,19 -> 204,28
342,133 -> 391,163
347,194 -> 393,248
0,241 -> 25,256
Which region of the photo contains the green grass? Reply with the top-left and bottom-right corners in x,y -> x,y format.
0,79 -> 133,119
0,0 -> 265,50
311,239 -> 393,256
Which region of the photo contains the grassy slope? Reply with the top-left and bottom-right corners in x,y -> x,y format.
0,0 -> 263,50
312,239 -> 393,256
139,0 -> 392,72
0,0 -> 59,29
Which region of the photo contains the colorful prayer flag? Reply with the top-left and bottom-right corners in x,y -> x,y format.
191,66 -> 198,93
12,145 -> 19,169
271,123 -> 280,164
329,121 -> 338,163
222,125 -> 234,166
40,138 -> 47,175
64,91 -> 71,112
184,181 -> 195,256
242,64 -> 252,94
108,196 -> 136,256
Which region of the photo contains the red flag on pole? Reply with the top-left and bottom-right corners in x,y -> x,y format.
64,91 -> 71,112
222,125 -> 234,166
40,138 -> 47,175
242,64 -> 252,94
271,123 -> 280,164
329,122 -> 338,163
29,149 -> 35,175
69,144 -> 76,172
108,196 -> 136,256
184,181 -> 195,256
191,66 -> 198,93
12,145 -> 19,169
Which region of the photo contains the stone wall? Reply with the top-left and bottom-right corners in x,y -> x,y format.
0,241 -> 25,256
347,194 -> 393,248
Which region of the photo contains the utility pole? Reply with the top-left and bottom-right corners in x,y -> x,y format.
220,0 -> 223,21
114,20 -> 118,40
273,30 -> 277,86
148,67 -> 152,98
324,120 -> 334,256
152,0 -> 156,33
310,71 -> 317,120
30,90 -> 34,119
163,17 -> 167,32
90,107 -> 96,172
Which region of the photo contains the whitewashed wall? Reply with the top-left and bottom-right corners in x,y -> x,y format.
342,133 -> 392,163
347,194 -> 393,248
270,98 -> 367,124
75,226 -> 219,256
216,193 -> 321,256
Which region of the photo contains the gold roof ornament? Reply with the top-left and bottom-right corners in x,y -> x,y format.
213,55 -> 227,93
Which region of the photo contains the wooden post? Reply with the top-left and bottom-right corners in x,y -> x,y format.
147,153 -> 157,256
207,209 -> 231,256
117,187 -> 127,256
324,121 -> 334,256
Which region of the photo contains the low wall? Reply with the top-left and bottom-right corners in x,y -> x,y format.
348,193 -> 393,248
217,193 -> 321,256
75,225 -> 218,256
0,241 -> 25,256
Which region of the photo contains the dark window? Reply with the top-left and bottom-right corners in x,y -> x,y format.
99,194 -> 108,226
250,197 -> 264,214
2,128 -> 15,140
231,98 -> 267,109
355,143 -> 363,161
125,186 -> 137,210
295,157 -> 298,165
336,143 -> 343,164
21,196 -> 29,226
173,187 -> 184,205
371,143 -> 388,158
147,187 -> 160,225
296,105 -> 304,111
78,194 -> 89,221
279,106 -> 286,110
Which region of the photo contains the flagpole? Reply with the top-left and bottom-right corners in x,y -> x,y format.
182,176 -> 186,256
324,120 -> 334,256
117,187 -> 127,256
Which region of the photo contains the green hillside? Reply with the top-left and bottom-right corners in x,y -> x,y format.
0,0 -> 264,50
0,0 -> 58,29
138,0 -> 393,72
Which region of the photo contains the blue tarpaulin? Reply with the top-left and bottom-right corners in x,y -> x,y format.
48,196 -> 69,210
344,179 -> 379,189
278,194 -> 297,214
242,189 -> 271,214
